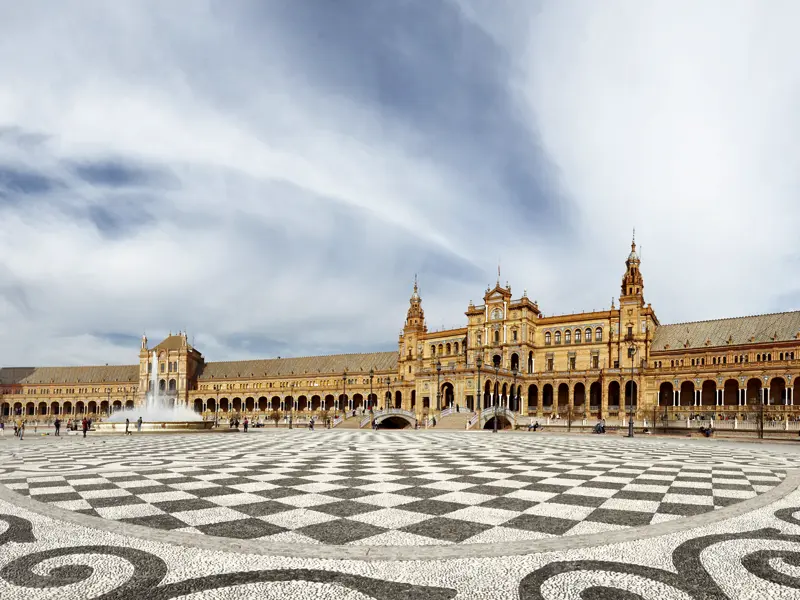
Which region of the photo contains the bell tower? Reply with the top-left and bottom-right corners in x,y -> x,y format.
399,276 -> 427,374
620,232 -> 644,306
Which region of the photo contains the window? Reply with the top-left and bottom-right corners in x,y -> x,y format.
565,330 -> 571,344
494,330 -> 500,343
723,356 -> 726,364
613,360 -> 619,368
555,332 -> 561,344
454,342 -> 459,354
585,328 -> 592,343
512,330 -> 518,341
546,359 -> 554,371
592,355 -> 599,369
477,333 -> 482,346
627,326 -> 633,338
595,328 -> 603,342
569,357 -> 576,370
691,359 -> 695,366
431,345 -> 436,356
545,332 -> 551,345
575,329 -> 582,343
446,343 -> 451,354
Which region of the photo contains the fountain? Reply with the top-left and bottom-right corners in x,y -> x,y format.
96,351 -> 212,432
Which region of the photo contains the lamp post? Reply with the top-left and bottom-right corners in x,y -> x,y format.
493,364 -> 499,433
342,372 -> 347,416
512,366 -> 518,413
214,384 -> 220,428
369,368 -> 374,411
627,343 -> 636,438
289,382 -> 294,429
386,376 -> 391,410
476,354 -> 483,413
436,359 -> 442,411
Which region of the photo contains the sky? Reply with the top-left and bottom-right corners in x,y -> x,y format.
1,1 -> 799,367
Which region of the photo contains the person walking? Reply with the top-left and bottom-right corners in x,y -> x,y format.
137,416 -> 142,432
125,418 -> 131,435
54,418 -> 61,436
81,417 -> 88,438
243,417 -> 249,433
17,420 -> 24,440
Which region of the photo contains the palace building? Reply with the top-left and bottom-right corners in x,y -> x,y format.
2,238 -> 800,427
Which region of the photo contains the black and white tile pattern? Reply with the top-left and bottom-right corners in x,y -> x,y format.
0,431 -> 791,546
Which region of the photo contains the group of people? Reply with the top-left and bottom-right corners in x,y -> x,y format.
123,417 -> 144,435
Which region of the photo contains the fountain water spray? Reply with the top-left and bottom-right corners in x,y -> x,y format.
107,350 -> 201,422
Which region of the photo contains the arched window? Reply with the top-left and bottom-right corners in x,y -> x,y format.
494,330 -> 500,343
431,345 -> 436,356
757,354 -> 761,362
575,329 -> 582,343
585,328 -> 592,343
168,379 -> 177,392
595,328 -> 603,342
565,330 -> 571,344
454,342 -> 459,354
554,331 -> 561,344
446,343 -> 451,354
545,332 -> 551,345
438,344 -> 443,355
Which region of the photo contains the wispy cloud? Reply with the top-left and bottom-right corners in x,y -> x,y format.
0,1 -> 797,366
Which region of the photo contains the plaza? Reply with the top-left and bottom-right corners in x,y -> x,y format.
1,428 -> 800,598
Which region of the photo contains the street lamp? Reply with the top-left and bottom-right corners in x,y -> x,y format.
627,343 -> 637,438
386,376 -> 391,410
342,372 -> 347,416
289,382 -> 294,429
369,368 -> 374,411
493,363 -> 499,433
476,354 -> 483,412
511,366 -> 518,413
436,359 -> 442,411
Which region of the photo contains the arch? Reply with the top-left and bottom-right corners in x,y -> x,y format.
701,380 -> 716,406
659,382 -> 674,407
557,383 -> 569,411
49,401 -> 60,416
220,397 -> 230,412
680,381 -> 695,407
624,381 -> 638,408
542,384 -> 554,409
527,384 -> 539,410
438,343 -> 444,355
284,396 -> 294,411
607,381 -> 620,409
125,400 -> 134,410
38,401 -> 49,416
411,390 -> 416,410
484,379 -> 494,408
63,401 -> 73,414
353,393 -> 363,411
510,353 -> 520,372
528,351 -> 534,373
589,381 -> 602,411
575,328 -> 582,343
573,382 -> 586,411
271,396 -> 281,411
232,397 -> 242,412
746,378 -> 762,405
375,414 -> 415,429
545,332 -> 551,345
159,379 -> 166,392
194,398 -> 204,413
324,394 -> 335,410
446,343 -> 451,354
207,398 -> 217,412
483,414 -> 513,430
168,379 -> 177,393
493,330 -> 500,344
394,390 -> 402,409
554,331 -> 561,344
310,395 -> 321,411
770,377 -> 787,404
100,400 -> 109,415
75,401 -> 85,415
297,395 -> 308,411
585,328 -> 592,343
0,402 -> 9,416
565,330 -> 571,344
454,342 -> 459,354
26,402 -> 35,416
723,379 -> 738,405
112,400 -> 122,412
245,397 -> 255,411
595,327 -> 603,342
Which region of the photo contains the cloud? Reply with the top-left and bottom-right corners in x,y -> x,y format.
0,1 -> 797,367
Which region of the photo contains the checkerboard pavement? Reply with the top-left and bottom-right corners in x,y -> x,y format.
0,433 -> 788,546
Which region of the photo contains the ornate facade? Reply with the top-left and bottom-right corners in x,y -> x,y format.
2,239 -> 800,424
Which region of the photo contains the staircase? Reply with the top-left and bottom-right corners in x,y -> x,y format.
434,411 -> 474,429
335,413 -> 365,429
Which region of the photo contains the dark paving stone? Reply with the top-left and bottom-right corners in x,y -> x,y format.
392,487 -> 449,499
581,481 -> 627,490
522,483 -> 572,494
398,499 -> 465,516
252,487 -> 300,500
311,500 -> 381,518
120,513 -> 187,530
74,508 -> 102,518
713,496 -> 741,508
208,476 -> 254,486
153,498 -> 217,513
332,478 -> 377,488
667,486 -> 713,496
392,476 -> 446,487
503,514 -> 575,535
400,517 -> 490,543
463,484 -> 511,497
298,518 -> 386,544
550,493 -> 607,508
657,503 -> 713,517
196,517 -> 286,539
611,490 -> 666,502
479,496 -> 539,512
27,480 -> 67,489
87,495 -> 144,509
191,486 -> 241,498
131,485 -> 174,496
713,482 -> 753,491
32,492 -> 83,503
559,473 -> 597,481
103,474 -> 145,482
324,487 -> 379,500
233,500 -> 295,517
70,482 -> 119,492
586,508 -> 653,527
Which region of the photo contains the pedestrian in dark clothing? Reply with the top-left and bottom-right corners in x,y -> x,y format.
125,418 -> 132,435
82,417 -> 88,438
54,418 -> 61,436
